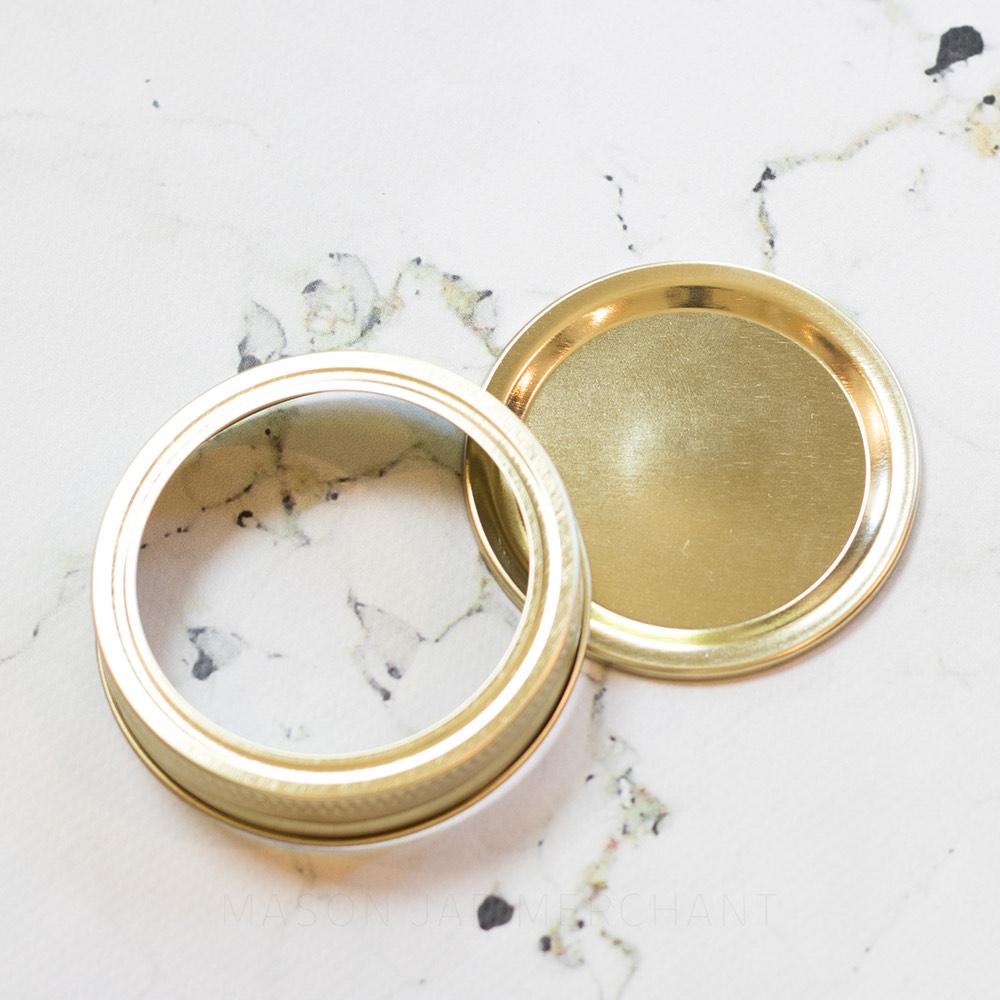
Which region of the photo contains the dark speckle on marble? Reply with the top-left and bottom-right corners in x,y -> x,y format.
188,628 -> 217,680
367,677 -> 391,701
186,626 -> 242,681
603,172 -> 637,254
925,26 -> 984,75
477,894 -> 514,930
237,303 -> 286,373
753,165 -> 776,193
539,935 -> 552,952
236,509 -> 254,527
152,99 -> 160,109
984,95 -> 996,105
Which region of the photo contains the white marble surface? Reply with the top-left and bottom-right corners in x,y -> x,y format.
4,1 -> 1000,996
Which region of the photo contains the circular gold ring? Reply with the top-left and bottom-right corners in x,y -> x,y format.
93,352 -> 590,845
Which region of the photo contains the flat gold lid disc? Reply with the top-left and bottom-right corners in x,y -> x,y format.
465,263 -> 918,679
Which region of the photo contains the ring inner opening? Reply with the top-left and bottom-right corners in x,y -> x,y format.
138,391 -> 523,755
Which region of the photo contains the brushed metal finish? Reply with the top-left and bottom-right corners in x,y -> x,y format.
93,352 -> 590,844
465,263 -> 918,679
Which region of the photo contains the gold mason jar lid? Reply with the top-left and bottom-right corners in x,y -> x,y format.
465,263 -> 918,680
93,352 -> 590,845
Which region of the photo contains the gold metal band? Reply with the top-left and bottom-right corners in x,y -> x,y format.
93,352 -> 590,844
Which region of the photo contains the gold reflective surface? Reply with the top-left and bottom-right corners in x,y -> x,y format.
466,263 -> 918,679
525,312 -> 867,628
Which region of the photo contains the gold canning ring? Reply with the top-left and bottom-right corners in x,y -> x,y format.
93,352 -> 590,845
